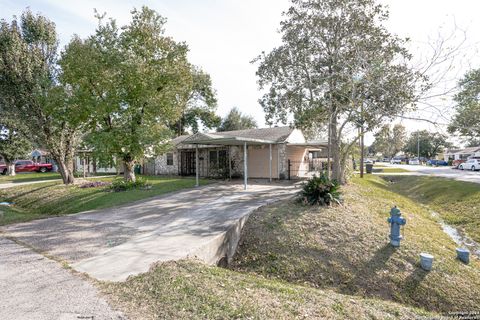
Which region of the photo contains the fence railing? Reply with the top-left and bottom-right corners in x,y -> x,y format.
287,159 -> 331,180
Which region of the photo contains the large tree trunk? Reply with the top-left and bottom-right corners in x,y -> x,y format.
54,155 -> 75,185
6,162 -> 15,176
123,157 -> 136,182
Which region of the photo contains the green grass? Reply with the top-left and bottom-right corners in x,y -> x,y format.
0,172 -> 117,184
230,175 -> 480,313
384,175 -> 480,243
100,260 -> 432,320
378,168 -> 410,173
0,175 -> 211,225
0,172 -> 62,183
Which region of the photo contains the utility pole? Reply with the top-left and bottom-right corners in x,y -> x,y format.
360,124 -> 364,178
417,132 -> 420,161
359,100 -> 364,178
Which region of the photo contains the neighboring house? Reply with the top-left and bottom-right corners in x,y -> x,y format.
443,146 -> 480,162
31,149 -> 55,164
154,126 -> 328,180
32,149 -> 117,174
74,150 -> 118,174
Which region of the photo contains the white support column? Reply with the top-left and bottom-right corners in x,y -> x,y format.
195,145 -> 199,187
228,146 -> 232,180
269,144 -> 272,182
244,142 -> 248,190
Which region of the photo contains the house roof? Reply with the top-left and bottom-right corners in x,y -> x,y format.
213,127 -> 294,143
445,146 -> 480,155
180,126 -> 296,146
171,135 -> 191,146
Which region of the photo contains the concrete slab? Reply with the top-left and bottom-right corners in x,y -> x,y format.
2,181 -> 298,281
0,237 -> 123,320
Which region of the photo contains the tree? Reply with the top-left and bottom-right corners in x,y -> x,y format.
403,130 -> 451,159
0,118 -> 31,175
372,124 -> 406,158
448,69 -> 480,140
217,107 -> 257,132
254,0 -> 421,183
61,7 -> 194,181
171,66 -> 220,135
0,10 -> 88,184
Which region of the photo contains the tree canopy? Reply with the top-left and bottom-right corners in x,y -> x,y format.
371,124 -> 406,158
61,7 -> 204,181
170,66 -> 220,135
403,130 -> 451,159
217,107 -> 258,132
0,10 -> 88,184
0,117 -> 32,175
448,69 -> 480,140
254,0 -> 422,183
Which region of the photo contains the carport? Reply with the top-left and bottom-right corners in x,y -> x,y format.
182,132 -> 276,190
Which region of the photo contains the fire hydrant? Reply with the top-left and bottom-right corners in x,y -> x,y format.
388,206 -> 406,247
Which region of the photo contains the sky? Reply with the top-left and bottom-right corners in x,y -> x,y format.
2,0 -> 480,145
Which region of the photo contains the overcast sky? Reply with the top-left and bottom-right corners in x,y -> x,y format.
2,0 -> 480,145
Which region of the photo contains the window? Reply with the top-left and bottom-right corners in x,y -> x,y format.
166,153 -> 173,166
209,150 -> 218,167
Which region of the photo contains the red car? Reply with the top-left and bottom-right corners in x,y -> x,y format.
0,160 -> 53,175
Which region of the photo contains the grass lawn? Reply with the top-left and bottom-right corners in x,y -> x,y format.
377,167 -> 410,173
0,172 -> 62,184
385,175 -> 480,243
0,172 -> 118,184
0,175 -> 210,226
100,260 -> 432,319
230,175 -> 480,314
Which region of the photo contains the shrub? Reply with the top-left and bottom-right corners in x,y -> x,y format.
79,181 -> 111,189
298,174 -> 341,206
110,177 -> 150,192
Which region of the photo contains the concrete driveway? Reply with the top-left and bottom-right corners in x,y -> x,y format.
0,237 -> 123,320
2,181 -> 298,282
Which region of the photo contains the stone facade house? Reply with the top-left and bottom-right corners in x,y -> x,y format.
154,127 -> 328,180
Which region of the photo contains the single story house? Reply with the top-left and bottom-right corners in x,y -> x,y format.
153,126 -> 328,188
31,149 -> 117,175
443,146 -> 480,162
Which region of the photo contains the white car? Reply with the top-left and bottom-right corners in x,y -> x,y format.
459,159 -> 480,171
409,158 -> 420,165
390,158 -> 402,164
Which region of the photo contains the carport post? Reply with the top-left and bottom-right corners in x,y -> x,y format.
228,146 -> 232,180
269,144 -> 272,182
195,145 -> 199,187
244,141 -> 248,190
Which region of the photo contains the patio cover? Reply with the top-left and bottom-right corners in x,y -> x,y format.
182,132 -> 277,190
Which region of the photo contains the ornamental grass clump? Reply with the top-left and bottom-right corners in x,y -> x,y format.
298,174 -> 341,206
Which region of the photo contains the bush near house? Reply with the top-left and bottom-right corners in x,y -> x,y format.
297,174 -> 341,206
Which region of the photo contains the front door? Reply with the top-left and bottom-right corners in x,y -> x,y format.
180,151 -> 196,176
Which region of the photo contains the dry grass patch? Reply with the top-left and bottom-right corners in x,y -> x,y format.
100,260 -> 432,320
230,176 -> 480,313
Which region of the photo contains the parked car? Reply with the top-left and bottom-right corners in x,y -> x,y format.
409,158 -> 420,165
363,159 -> 374,164
390,158 -> 402,164
427,159 -> 448,166
0,160 -> 53,175
452,159 -> 466,169
459,159 -> 480,171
